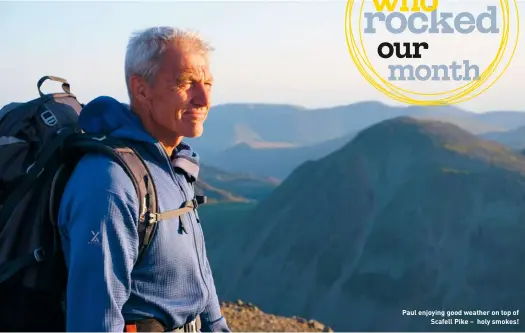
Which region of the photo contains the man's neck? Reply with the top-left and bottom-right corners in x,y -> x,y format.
130,103 -> 183,157
149,129 -> 183,158
160,140 -> 182,158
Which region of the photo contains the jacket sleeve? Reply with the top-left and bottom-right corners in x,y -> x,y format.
199,248 -> 231,332
58,154 -> 140,332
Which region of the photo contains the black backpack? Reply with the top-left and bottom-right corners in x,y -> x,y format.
0,76 -> 205,331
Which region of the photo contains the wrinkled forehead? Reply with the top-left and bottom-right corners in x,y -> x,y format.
161,44 -> 212,80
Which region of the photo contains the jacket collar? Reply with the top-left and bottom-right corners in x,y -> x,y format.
170,141 -> 200,182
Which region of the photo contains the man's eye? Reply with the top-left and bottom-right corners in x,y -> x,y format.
177,80 -> 212,89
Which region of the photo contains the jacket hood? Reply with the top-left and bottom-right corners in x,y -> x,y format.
78,96 -> 201,181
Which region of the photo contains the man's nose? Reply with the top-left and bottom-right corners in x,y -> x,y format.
191,83 -> 211,108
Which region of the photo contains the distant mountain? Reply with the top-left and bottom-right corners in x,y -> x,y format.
210,117 -> 525,332
206,132 -> 356,180
475,111 -> 525,129
481,125 -> 525,151
186,102 -> 524,157
195,164 -> 279,203
187,103 -> 312,156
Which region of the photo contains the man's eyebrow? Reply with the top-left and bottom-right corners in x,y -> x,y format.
177,70 -> 198,79
176,69 -> 213,82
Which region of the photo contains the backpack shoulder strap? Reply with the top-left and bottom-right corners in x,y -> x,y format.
62,135 -> 159,263
107,143 -> 159,262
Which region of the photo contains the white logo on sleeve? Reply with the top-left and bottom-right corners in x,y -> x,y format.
89,231 -> 101,244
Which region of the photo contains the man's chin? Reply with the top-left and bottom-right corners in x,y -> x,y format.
182,125 -> 204,138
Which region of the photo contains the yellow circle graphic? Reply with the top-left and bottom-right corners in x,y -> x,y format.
344,0 -> 520,106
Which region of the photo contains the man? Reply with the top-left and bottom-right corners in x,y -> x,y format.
57,27 -> 230,332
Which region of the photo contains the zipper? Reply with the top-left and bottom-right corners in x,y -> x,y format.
153,142 -> 210,311
188,207 -> 210,314
153,143 -> 186,200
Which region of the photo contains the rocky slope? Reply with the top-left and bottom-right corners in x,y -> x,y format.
212,117 -> 525,332
221,300 -> 333,332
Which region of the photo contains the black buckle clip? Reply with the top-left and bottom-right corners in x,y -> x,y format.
193,196 -> 207,208
34,247 -> 45,262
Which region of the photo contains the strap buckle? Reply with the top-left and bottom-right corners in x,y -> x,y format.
33,247 -> 45,262
184,319 -> 198,332
140,211 -> 158,225
192,195 -> 207,208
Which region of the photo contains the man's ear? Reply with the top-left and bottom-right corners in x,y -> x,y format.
129,75 -> 152,109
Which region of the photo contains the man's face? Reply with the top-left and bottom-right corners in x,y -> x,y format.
135,43 -> 213,139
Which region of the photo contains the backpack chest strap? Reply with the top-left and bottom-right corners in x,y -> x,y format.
147,195 -> 207,223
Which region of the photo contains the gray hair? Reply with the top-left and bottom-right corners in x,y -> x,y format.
124,27 -> 213,100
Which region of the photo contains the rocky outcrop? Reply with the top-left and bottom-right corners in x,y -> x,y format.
221,300 -> 333,332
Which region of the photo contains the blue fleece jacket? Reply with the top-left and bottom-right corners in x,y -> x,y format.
57,96 -> 230,332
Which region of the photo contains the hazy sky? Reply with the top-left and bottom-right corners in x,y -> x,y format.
1,0 -> 524,113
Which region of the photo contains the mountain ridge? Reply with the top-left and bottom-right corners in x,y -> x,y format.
187,101 -> 525,160
206,132 -> 356,180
